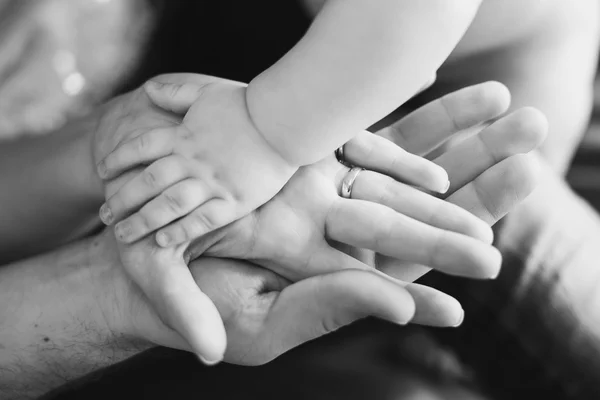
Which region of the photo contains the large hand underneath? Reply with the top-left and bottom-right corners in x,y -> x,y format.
96,75 -> 545,365
104,123 -> 545,366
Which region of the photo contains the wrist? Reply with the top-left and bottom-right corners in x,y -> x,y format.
86,231 -> 155,353
245,81 -> 306,167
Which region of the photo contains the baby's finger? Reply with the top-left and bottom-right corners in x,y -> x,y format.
343,132 -> 449,193
145,80 -> 211,115
378,81 -> 510,156
156,198 -> 237,247
349,169 -> 493,244
133,254 -> 227,364
98,126 -> 180,180
326,199 -> 501,279
100,155 -> 189,225
115,179 -> 211,244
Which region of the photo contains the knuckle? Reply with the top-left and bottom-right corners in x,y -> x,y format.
136,133 -> 151,154
164,191 -> 184,213
376,178 -> 394,205
372,216 -> 393,250
169,83 -> 182,98
429,230 -> 449,267
187,211 -> 217,237
136,212 -> 151,230
439,94 -> 461,131
142,169 -> 158,187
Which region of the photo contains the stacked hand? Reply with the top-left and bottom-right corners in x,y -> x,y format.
92,74 -> 546,364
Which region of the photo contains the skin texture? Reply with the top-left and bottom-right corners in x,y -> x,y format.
96,75 -> 545,365
247,0 -> 482,166
0,79 -> 546,398
301,0 -> 599,174
94,75 -> 506,363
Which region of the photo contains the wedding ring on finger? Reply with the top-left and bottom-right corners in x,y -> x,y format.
340,167 -> 365,199
335,144 -> 349,166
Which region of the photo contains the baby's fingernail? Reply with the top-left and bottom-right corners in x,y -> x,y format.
156,231 -> 171,247
97,161 -> 108,179
452,309 -> 465,327
145,80 -> 163,90
99,203 -> 113,225
114,221 -> 131,242
198,354 -> 221,366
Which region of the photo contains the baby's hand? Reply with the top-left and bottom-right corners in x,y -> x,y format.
97,80 -> 296,245
98,79 -> 449,248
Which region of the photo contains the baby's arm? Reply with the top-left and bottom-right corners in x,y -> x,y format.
100,79 -> 451,246
246,0 -> 482,167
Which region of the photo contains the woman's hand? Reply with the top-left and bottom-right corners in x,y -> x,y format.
374,91 -> 547,282
188,81 -> 545,284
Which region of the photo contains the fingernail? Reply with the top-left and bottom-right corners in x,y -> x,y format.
99,203 -> 113,225
198,354 -> 221,366
453,309 -> 465,327
440,180 -> 450,194
114,221 -> 130,242
145,80 -> 163,90
97,161 -> 108,179
488,268 -> 501,280
156,231 -> 171,247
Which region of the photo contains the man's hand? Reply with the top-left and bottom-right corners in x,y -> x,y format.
105,230 -> 461,365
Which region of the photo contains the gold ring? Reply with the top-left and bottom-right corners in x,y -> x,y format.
340,167 -> 364,199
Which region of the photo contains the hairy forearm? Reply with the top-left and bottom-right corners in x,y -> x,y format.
0,113 -> 104,264
0,236 -> 147,399
247,0 -> 481,165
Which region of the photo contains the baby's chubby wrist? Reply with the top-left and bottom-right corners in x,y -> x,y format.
245,81 -> 314,168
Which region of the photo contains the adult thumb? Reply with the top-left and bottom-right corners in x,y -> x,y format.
258,269 -> 416,363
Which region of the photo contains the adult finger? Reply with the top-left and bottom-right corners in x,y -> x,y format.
251,269 -> 416,364
122,244 -> 227,364
405,283 -> 464,327
447,154 -> 541,226
326,198 -> 501,279
349,169 -> 493,243
436,107 -> 548,195
342,131 -> 449,193
377,81 -> 510,155
379,154 -> 541,282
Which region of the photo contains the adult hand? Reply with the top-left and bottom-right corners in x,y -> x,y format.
99,80 -> 545,366
98,229 -> 457,365
104,76 -> 511,363
185,80 -> 544,287
373,84 -> 547,282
